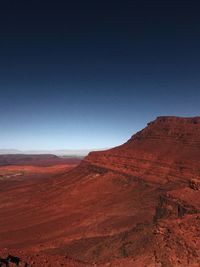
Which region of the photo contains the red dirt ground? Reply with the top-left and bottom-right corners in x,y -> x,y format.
0,117 -> 200,266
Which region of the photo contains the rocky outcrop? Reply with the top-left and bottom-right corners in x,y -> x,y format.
84,116 -> 200,184
189,178 -> 200,190
154,187 -> 200,220
153,214 -> 200,267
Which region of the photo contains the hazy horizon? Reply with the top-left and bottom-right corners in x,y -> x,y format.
0,147 -> 108,156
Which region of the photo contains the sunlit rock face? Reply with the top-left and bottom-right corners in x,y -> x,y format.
0,116 -> 200,266
85,116 -> 200,184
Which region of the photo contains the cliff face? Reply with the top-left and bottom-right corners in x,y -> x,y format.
85,116 -> 200,184
154,187 -> 200,220
0,116 -> 200,266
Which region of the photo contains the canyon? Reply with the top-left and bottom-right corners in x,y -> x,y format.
0,116 -> 200,266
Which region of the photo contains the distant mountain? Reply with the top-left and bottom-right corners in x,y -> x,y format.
0,154 -> 82,166
0,148 -> 106,156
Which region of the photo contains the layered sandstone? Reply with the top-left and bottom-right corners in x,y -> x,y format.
0,116 -> 200,266
85,116 -> 200,184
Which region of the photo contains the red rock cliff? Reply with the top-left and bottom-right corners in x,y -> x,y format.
85,116 -> 200,184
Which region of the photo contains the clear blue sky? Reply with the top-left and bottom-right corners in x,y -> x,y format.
0,1 -> 200,150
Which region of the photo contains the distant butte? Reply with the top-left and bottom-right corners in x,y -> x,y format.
0,116 -> 200,267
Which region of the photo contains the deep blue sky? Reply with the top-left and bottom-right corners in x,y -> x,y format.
0,0 -> 200,150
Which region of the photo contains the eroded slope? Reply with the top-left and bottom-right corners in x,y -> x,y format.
0,116 -> 200,266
